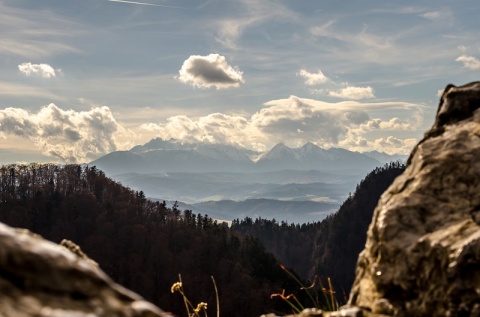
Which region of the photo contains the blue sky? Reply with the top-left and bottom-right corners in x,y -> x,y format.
0,0 -> 479,163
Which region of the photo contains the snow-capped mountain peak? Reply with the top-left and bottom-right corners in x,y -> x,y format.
256,143 -> 296,161
92,138 -> 389,174
295,142 -> 324,158
130,137 -> 185,153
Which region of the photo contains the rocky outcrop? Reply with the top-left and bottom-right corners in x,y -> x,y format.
0,222 -> 171,317
348,82 -> 480,316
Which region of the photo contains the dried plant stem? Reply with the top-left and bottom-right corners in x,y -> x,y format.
211,276 -> 220,317
328,278 -> 336,311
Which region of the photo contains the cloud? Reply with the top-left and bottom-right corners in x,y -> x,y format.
309,20 -> 336,37
456,55 -> 480,70
142,95 -> 420,154
339,135 -> 417,155
328,86 -> 375,100
213,0 -> 297,50
420,9 -> 452,22
307,11 -> 462,68
359,117 -> 414,130
18,62 -> 57,78
0,3 -> 81,58
0,81 -> 61,99
372,136 -> 417,154
0,104 -> 127,163
215,18 -> 252,50
309,21 -> 398,64
177,54 -> 244,89
420,11 -> 442,20
298,69 -> 329,85
296,68 -> 374,100
107,0 -> 186,8
142,113 -> 252,147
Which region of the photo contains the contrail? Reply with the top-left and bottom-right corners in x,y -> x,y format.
108,0 -> 190,10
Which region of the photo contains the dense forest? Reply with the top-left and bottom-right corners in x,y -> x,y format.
0,164 -> 299,316
0,161 -> 405,315
231,162 -> 406,297
310,162 -> 405,293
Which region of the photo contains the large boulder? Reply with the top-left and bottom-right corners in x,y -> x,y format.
348,82 -> 480,316
0,222 -> 171,317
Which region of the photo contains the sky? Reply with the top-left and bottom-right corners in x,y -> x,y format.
0,0 -> 479,164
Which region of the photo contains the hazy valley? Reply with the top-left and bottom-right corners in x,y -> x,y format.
91,138 -> 407,224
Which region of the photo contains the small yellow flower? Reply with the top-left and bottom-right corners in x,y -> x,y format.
170,282 -> 182,293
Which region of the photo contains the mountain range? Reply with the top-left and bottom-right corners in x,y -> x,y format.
168,198 -> 339,224
90,138 -> 407,223
92,138 -> 405,175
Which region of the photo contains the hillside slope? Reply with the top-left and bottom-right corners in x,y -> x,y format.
0,163 -> 297,317
311,162 -> 406,293
231,162 -> 406,293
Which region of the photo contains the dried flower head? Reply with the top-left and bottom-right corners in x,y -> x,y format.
194,302 -> 208,313
171,282 -> 182,293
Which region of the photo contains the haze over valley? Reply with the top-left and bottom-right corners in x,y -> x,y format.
91,137 -> 406,223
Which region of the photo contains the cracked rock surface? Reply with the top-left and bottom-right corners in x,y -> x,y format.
0,222 -> 171,317
348,82 -> 480,316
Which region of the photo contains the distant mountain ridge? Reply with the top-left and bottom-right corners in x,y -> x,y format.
169,198 -> 338,224
362,150 -> 408,163
113,170 -> 355,199
91,138 -> 399,175
90,138 -> 407,224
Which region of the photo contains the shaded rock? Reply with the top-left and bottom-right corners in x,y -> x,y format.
0,222 -> 171,317
349,82 -> 480,316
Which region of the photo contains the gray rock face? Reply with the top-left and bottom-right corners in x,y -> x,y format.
349,82 -> 480,316
0,222 -> 171,317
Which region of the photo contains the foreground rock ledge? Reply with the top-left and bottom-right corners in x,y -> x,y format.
348,82 -> 480,316
0,222 -> 171,317
268,83 -> 480,317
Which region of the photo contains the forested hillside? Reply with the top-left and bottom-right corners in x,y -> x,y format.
310,162 -> 405,294
231,162 -> 406,297
0,162 -> 406,313
0,164 -> 297,317
231,217 -> 320,279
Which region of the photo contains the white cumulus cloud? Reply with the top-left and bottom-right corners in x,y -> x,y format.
297,69 -> 329,85
177,54 -> 244,89
18,62 -> 57,78
358,117 -> 410,130
455,55 -> 480,70
372,136 -> 417,154
141,113 -> 255,149
141,95 -> 420,154
0,104 -> 127,163
328,86 -> 375,100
